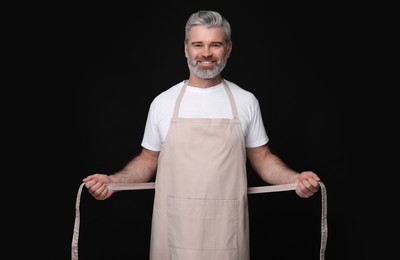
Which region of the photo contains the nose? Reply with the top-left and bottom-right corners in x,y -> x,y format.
201,46 -> 212,57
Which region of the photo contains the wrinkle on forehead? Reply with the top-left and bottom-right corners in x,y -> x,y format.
187,26 -> 226,44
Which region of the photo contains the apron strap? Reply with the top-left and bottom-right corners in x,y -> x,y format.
71,182 -> 327,260
172,79 -> 239,119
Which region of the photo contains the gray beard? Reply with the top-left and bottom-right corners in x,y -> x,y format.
187,56 -> 228,79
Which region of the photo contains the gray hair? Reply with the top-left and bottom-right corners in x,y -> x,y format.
185,10 -> 231,43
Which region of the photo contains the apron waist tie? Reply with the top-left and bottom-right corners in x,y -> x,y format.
71,182 -> 327,260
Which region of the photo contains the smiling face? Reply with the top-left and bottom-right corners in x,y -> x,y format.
185,25 -> 232,82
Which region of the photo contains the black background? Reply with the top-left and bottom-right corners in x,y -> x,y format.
45,2 -> 386,260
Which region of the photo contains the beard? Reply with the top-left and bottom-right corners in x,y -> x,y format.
187,54 -> 228,79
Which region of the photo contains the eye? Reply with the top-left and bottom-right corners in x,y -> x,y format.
211,43 -> 223,48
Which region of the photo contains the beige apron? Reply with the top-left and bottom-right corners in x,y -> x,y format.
71,83 -> 328,259
149,80 -> 249,260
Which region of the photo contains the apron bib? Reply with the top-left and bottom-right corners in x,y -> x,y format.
149,80 -> 249,260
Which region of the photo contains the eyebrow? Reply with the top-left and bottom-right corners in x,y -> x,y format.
190,41 -> 224,45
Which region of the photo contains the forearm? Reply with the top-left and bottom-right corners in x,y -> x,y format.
254,153 -> 299,185
247,145 -> 299,185
109,148 -> 158,183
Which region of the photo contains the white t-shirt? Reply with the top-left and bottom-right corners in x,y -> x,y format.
141,79 -> 269,151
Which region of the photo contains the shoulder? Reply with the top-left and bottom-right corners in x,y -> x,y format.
224,79 -> 259,105
151,81 -> 185,107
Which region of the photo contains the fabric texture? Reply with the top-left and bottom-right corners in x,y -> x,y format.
149,80 -> 249,259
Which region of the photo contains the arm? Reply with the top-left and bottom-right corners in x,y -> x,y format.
83,148 -> 159,200
246,144 -> 320,198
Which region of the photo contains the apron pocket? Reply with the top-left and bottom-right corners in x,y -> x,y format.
167,197 -> 238,251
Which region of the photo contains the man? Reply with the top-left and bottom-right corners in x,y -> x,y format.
83,10 -> 321,260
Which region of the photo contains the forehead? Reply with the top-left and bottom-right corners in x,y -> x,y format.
187,25 -> 226,43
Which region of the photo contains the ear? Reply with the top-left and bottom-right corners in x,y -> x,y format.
184,42 -> 188,58
226,41 -> 233,58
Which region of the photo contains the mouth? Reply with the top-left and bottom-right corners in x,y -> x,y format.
198,60 -> 215,68
199,60 -> 214,64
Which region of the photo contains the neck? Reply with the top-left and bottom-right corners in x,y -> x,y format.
187,74 -> 223,88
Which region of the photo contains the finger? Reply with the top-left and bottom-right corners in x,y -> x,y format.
82,175 -> 95,183
295,184 -> 309,198
92,182 -> 109,197
84,179 -> 97,189
309,178 -> 320,189
100,187 -> 112,198
310,175 -> 321,184
298,179 -> 317,195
